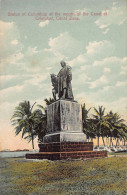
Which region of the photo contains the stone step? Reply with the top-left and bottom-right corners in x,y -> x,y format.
26,150 -> 107,160
39,142 -> 93,152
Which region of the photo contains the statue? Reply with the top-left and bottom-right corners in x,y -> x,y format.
51,61 -> 74,100
50,74 -> 58,100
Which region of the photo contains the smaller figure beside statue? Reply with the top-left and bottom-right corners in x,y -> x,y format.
50,60 -> 74,101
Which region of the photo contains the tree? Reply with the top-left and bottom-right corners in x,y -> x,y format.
93,106 -> 111,147
11,101 -> 42,149
106,111 -> 127,146
37,97 -> 56,142
44,98 -> 55,105
82,104 -> 96,141
36,105 -> 47,143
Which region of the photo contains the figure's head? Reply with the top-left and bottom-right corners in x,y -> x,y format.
50,74 -> 56,78
60,60 -> 66,67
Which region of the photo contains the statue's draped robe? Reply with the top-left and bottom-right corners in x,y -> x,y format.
57,65 -> 73,99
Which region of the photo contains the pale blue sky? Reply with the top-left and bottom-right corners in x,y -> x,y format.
0,0 -> 127,149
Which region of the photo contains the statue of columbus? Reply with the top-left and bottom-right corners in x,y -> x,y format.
51,60 -> 74,100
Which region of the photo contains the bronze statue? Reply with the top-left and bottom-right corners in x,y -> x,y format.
50,74 -> 58,100
51,61 -> 74,100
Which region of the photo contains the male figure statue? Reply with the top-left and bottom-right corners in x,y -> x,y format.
50,74 -> 58,100
57,60 -> 74,100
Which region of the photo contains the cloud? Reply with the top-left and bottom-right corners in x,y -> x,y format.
76,83 -> 127,120
103,28 -> 109,34
95,5 -> 127,33
120,57 -> 127,75
96,97 -> 127,121
123,57 -> 127,65
26,46 -> 39,56
93,57 -> 122,69
0,20 -> 22,60
0,20 -> 24,77
116,81 -> 127,87
89,75 -> 108,89
24,73 -> 49,86
104,67 -> 111,73
93,56 -> 125,75
24,47 -> 59,74
1,52 -> 24,65
0,20 -> 13,36
0,75 -> 17,81
0,77 -> 52,105
68,54 -> 87,67
89,56 -> 127,89
68,40 -> 114,69
86,40 -> 113,55
66,40 -> 126,94
75,92 -> 127,122
120,66 -> 127,75
11,39 -> 19,45
0,85 -> 24,103
0,85 -> 24,96
46,32 -> 84,59
39,20 -> 49,27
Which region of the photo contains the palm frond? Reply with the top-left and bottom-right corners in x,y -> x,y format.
30,102 -> 36,112
93,107 -> 100,116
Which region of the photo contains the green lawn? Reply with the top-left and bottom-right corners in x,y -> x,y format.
0,156 -> 126,195
108,151 -> 127,156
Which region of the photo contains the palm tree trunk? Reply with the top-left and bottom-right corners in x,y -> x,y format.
115,138 -> 117,146
102,137 -> 105,146
116,138 -> 118,146
97,136 -> 99,147
32,136 -> 34,150
106,137 -> 108,146
110,137 -> 112,146
118,138 -> 119,146
111,137 -> 113,146
122,138 -> 124,146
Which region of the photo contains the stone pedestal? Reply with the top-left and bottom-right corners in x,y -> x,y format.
43,100 -> 86,143
26,100 -> 107,160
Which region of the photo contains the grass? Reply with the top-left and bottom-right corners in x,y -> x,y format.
108,151 -> 127,156
0,156 -> 126,195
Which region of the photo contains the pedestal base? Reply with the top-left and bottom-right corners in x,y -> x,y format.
26,142 -> 107,160
43,132 -> 86,143
26,151 -> 107,160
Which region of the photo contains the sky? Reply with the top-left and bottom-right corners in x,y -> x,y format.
0,0 -> 127,150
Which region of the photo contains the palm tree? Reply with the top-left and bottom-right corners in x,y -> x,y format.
11,101 -> 40,149
82,103 -> 91,126
82,104 -> 95,141
106,111 -> 126,146
36,104 -> 47,143
44,97 -> 55,105
36,97 -> 56,142
93,106 -> 110,147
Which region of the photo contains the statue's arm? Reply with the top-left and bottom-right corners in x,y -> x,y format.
67,66 -> 72,82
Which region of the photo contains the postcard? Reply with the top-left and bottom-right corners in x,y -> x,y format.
0,0 -> 126,194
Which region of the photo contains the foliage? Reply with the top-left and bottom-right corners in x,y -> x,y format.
11,98 -> 127,146
37,98 -> 55,142
11,101 -> 45,149
44,97 -> 55,105
11,98 -> 56,146
82,104 -> 96,140
82,104 -> 127,146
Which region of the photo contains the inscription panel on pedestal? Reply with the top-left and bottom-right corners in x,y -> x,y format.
46,100 -> 82,134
